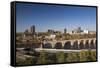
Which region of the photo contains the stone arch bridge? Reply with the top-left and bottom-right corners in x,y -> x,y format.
17,38 -> 96,50
42,38 -> 96,50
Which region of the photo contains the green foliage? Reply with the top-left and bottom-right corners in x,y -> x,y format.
55,34 -> 62,40
63,33 -> 96,40
56,52 -> 65,63
85,50 -> 96,61
16,50 -> 96,65
38,32 -> 50,37
16,57 -> 36,66
79,51 -> 87,62
36,51 -> 47,64
66,52 -> 80,62
46,53 -> 56,64
79,50 -> 96,62
90,51 -> 96,61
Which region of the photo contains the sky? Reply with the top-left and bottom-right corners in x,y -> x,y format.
16,3 -> 96,32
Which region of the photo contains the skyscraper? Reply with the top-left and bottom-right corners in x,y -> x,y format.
77,27 -> 82,33
64,28 -> 67,34
30,25 -> 35,34
24,25 -> 35,34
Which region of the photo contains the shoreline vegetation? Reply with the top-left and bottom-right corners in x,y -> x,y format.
16,50 -> 96,65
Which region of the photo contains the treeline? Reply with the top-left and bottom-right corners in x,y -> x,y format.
56,33 -> 96,40
16,32 -> 96,42
16,50 -> 96,66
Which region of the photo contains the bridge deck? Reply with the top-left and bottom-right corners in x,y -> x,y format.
17,48 -> 96,53
35,48 -> 96,53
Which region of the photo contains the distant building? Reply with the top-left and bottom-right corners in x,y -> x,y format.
48,29 -> 54,34
64,28 -> 67,34
25,29 -> 28,33
30,25 -> 35,34
83,30 -> 89,34
77,27 -> 82,33
48,29 -> 61,34
49,34 -> 56,39
72,27 -> 82,34
45,34 -> 56,40
25,25 -> 35,34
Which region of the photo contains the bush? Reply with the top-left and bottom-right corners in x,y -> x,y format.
56,52 -> 65,63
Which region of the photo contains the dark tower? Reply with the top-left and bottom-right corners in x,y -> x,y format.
30,25 -> 35,34
64,28 -> 67,34
77,27 -> 81,33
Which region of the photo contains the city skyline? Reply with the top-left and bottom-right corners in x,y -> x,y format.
16,3 -> 96,32
24,25 -> 95,33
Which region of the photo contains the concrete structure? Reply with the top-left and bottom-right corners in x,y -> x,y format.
83,30 -> 89,34
45,34 -> 56,39
42,38 -> 96,49
17,38 -> 96,50
35,48 -> 96,53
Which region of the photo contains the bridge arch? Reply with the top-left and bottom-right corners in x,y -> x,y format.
54,42 -> 62,49
64,41 -> 71,49
90,40 -> 95,49
84,40 -> 90,49
42,43 -> 52,48
72,40 -> 79,50
94,40 -> 96,49
79,40 -> 84,49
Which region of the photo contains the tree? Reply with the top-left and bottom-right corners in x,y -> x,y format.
36,51 -> 47,64
56,52 -> 65,63
85,50 -> 96,61
90,51 -> 96,61
79,51 -> 87,62
46,53 -> 56,64
16,57 -> 36,66
66,52 -> 80,62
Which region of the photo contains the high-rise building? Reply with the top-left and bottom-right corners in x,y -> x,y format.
64,28 -> 67,34
24,29 -> 28,33
30,25 -> 35,34
77,27 -> 81,33
24,25 -> 35,34
48,29 -> 54,34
